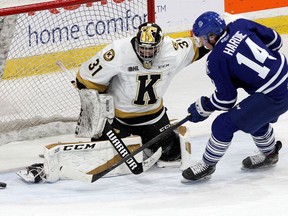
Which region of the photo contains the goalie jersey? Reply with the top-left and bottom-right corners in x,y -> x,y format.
77,36 -> 207,119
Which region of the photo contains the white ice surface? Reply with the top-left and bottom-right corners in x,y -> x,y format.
0,36 -> 288,216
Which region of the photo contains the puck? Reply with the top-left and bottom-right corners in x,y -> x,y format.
0,182 -> 7,188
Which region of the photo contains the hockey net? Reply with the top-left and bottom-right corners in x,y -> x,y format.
0,0 -> 154,144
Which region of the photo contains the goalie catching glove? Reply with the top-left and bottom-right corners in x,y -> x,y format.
75,89 -> 114,139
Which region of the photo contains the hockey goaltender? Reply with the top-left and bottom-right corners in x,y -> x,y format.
17,22 -> 209,183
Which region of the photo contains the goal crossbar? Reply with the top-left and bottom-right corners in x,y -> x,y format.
0,0 -> 102,16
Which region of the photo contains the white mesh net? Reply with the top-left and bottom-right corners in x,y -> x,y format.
0,0 -> 148,143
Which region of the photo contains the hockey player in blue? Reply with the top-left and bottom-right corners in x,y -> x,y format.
182,11 -> 288,181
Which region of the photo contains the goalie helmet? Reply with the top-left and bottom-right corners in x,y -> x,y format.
134,22 -> 163,69
192,11 -> 226,45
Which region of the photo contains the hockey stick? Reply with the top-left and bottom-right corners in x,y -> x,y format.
56,61 -> 77,87
56,60 -> 147,175
61,115 -> 190,183
102,121 -> 143,174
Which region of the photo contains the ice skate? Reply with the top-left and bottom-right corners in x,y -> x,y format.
181,160 -> 216,182
242,141 -> 282,170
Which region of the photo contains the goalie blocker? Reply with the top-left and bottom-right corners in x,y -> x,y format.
17,125 -> 192,183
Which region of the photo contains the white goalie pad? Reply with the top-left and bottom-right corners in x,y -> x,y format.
75,89 -> 115,138
178,125 -> 193,170
156,125 -> 192,171
40,136 -> 148,183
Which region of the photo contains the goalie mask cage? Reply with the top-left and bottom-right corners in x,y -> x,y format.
0,0 -> 155,143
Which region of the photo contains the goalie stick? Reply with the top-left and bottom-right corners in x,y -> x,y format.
102,121 -> 143,174
61,115 -> 191,183
56,60 -> 145,175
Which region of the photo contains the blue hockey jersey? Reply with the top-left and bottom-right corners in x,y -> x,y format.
204,18 -> 288,111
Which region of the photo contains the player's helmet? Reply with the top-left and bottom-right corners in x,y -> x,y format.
135,22 -> 163,69
192,11 -> 226,42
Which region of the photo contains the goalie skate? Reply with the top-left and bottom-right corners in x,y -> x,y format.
17,163 -> 45,183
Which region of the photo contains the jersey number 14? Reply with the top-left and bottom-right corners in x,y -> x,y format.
236,38 -> 276,79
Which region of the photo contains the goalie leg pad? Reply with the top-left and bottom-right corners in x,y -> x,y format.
50,136 -> 143,182
23,135 -> 158,183
178,125 -> 193,170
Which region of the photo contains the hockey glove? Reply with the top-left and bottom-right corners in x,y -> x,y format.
188,96 -> 214,123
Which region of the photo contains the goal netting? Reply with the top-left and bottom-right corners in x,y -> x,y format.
0,0 -> 153,144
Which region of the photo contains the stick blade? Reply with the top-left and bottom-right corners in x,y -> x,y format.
142,147 -> 162,171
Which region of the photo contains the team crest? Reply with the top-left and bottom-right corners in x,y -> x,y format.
103,49 -> 115,61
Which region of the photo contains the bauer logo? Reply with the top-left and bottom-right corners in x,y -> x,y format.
198,21 -> 204,28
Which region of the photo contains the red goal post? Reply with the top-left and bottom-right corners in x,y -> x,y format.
0,0 -> 155,143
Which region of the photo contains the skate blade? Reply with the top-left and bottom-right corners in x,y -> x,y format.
180,175 -> 212,184
241,163 -> 277,171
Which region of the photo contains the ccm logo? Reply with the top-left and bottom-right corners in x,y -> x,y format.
159,124 -> 170,132
63,143 -> 96,151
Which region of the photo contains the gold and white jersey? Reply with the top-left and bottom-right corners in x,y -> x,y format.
77,36 -> 201,119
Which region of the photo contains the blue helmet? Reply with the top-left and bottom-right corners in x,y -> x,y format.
192,11 -> 226,40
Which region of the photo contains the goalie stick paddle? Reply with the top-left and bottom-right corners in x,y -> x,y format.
61,115 -> 190,183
